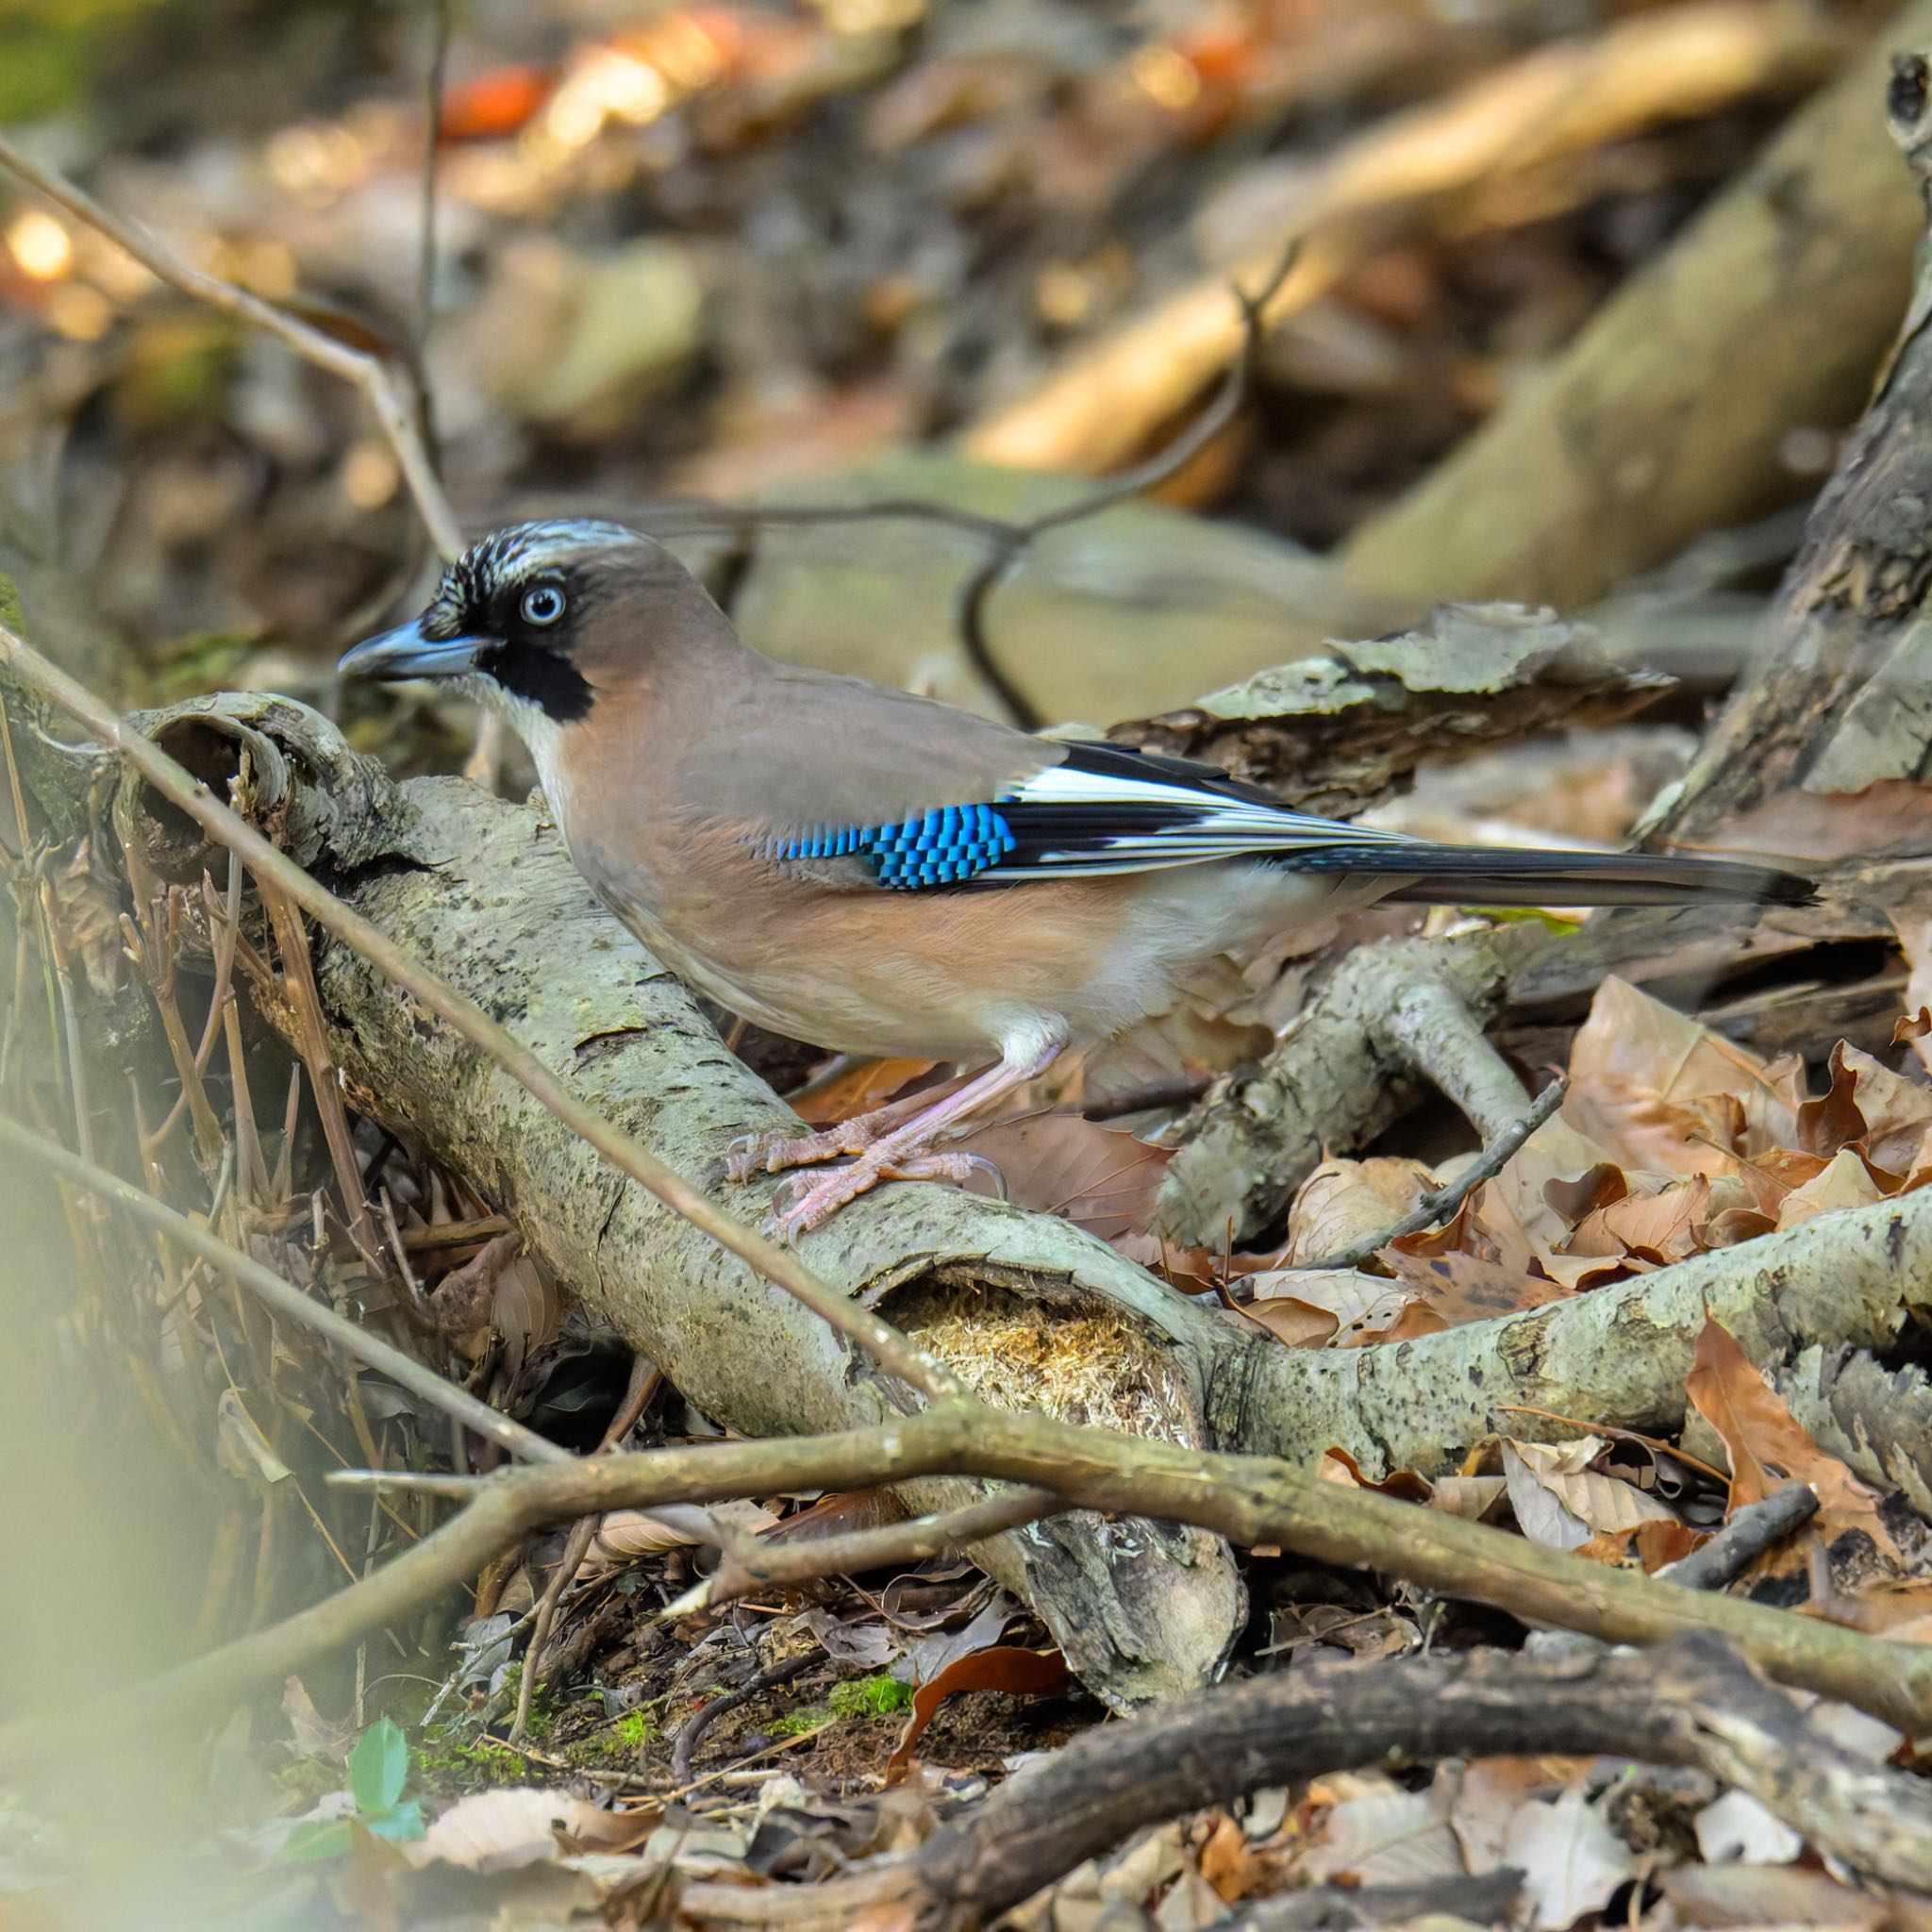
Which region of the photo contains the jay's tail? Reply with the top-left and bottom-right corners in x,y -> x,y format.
1367,847 -> 1815,908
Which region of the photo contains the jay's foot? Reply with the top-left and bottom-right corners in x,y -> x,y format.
764,1149 -> 1005,1239
724,1090 -> 942,1184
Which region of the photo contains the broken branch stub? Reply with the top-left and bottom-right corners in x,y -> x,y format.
1105,605 -> 1670,819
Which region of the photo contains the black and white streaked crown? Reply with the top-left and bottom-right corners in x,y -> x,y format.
422,521 -> 645,641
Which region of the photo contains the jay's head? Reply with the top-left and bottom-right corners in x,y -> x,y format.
340,520 -> 733,730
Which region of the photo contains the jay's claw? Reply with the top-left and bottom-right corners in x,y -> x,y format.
762,1145 -> 1008,1239
724,1098 -> 933,1185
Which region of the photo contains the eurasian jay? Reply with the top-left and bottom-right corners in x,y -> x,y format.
341,521 -> 1811,1234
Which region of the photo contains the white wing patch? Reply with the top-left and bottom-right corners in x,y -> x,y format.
990,760 -> 1420,879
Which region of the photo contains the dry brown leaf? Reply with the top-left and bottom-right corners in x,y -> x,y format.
1297,1774 -> 1462,1887
42,839 -> 127,997
1197,1810 -> 1268,1905
886,1645 -> 1069,1780
1246,1267 -> 1411,1346
1562,978 -> 1800,1175
1431,1474 -> 1507,1521
1244,1295 -> 1347,1348
1505,1438 -> 1680,1539
491,1250 -> 564,1378
789,1057 -> 938,1125
1565,1175 -> 1709,1262
1574,1520 -> 1705,1571
577,1497 -> 780,1577
959,1111 -> 1169,1242
405,1787 -> 656,1870
1686,1319 -> 1898,1558
1381,1245 -> 1565,1329
1894,914 -> 1932,1078
1796,1040 -> 1932,1174
1710,779 -> 1932,862
1284,1158 -> 1434,1264
1504,1787 -> 1638,1931
1318,1447 -> 1432,1502
1774,1147 -> 1887,1230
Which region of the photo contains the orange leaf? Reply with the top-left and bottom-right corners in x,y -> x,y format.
886,1647 -> 1069,1781
1685,1319 -> 1896,1557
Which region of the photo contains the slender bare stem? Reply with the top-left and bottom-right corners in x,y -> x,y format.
0,1112 -> 565,1468
0,134 -> 461,560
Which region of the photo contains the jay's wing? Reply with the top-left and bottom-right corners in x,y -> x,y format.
769,741 -> 1813,907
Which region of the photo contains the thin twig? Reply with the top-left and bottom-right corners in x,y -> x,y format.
1296,1077 -> 1566,1272
415,0 -> 450,381
1659,1481 -> 1819,1591
669,1650 -> 819,1785
0,623 -> 960,1404
261,877 -> 384,1259
591,242 -> 1302,727
510,1514 -> 598,1745
948,241 -> 1300,725
668,1485 -> 1064,1617
0,1113 -> 567,1469
509,1355 -> 665,1738
0,134 -> 460,561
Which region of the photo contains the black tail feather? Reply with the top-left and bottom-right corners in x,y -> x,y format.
1360,846 -> 1816,909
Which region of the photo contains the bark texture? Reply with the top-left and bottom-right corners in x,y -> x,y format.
1657,42 -> 1932,835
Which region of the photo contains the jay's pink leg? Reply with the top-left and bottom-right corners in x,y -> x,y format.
766,1041 -> 1062,1237
723,1074 -> 972,1183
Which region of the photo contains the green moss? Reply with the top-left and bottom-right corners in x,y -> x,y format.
829,1674 -> 913,1720
411,1733 -> 527,1790
0,574 -> 21,633
767,1706 -> 832,1738
611,1710 -> 656,1748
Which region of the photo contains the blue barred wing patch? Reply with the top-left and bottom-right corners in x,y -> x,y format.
774,802 -> 1018,888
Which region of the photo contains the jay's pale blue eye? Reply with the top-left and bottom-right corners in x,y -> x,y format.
521,584 -> 566,626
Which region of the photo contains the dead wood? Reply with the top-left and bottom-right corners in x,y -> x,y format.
1657,42 -> 1932,837
962,3 -> 1853,478
1104,604 -> 1668,820
31,1404 -> 1932,1768
1330,1 -> 1929,618
1776,1345 -> 1932,1514
75,695 -> 1932,1540
679,1638 -> 1932,1927
100,691 -> 1241,1711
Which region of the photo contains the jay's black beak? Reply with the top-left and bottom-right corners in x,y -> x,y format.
338,620 -> 481,682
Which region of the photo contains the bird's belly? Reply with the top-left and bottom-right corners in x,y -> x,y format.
576,840 -> 1357,1066
585,873 -> 1012,1062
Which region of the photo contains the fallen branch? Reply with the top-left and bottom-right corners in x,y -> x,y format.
1158,937 -> 1507,1245
1659,1481 -> 1819,1591
681,1638 -> 1932,1927
3,641 -> 1242,1708
964,2 -> 1853,475
0,623 -> 955,1406
15,1402 -> 1932,1765
1331,5 -> 1930,616
1239,1180 -> 1932,1477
